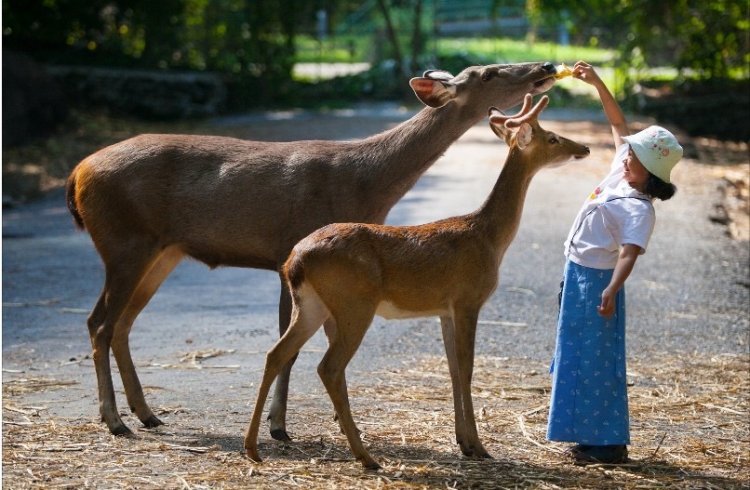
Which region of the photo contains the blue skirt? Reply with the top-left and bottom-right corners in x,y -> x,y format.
547,260 -> 630,445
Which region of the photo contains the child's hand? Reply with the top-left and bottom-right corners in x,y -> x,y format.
573,61 -> 603,86
598,287 -> 616,318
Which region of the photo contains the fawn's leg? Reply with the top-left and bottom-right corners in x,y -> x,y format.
245,284 -> 328,461
317,304 -> 379,470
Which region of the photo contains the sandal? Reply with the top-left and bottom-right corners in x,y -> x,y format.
565,444 -> 628,464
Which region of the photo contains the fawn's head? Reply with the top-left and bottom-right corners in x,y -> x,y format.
489,94 -> 590,169
409,62 -> 558,113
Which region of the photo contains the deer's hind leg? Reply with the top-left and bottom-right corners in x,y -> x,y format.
86,290 -> 108,423
90,238 -> 164,435
110,245 -> 184,428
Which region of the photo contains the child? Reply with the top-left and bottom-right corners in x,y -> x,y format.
546,61 -> 683,464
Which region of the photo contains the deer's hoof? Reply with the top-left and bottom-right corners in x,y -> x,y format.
110,423 -> 134,437
142,415 -> 164,428
270,428 -> 292,442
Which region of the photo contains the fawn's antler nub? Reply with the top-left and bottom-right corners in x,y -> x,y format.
504,95 -> 549,128
488,93 -> 533,126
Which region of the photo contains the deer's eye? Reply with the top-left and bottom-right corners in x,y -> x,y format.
481,69 -> 499,82
548,135 -> 560,144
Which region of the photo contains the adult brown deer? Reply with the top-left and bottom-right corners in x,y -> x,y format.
66,62 -> 559,438
244,94 -> 590,469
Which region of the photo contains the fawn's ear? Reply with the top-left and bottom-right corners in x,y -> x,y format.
515,123 -> 533,150
489,108 -> 512,143
410,77 -> 457,108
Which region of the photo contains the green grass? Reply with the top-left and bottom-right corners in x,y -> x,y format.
292,34 -> 616,106
294,34 -> 615,66
435,37 -> 614,65
295,35 -> 371,63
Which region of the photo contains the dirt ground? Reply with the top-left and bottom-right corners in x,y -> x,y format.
3,354 -> 748,489
2,106 -> 749,489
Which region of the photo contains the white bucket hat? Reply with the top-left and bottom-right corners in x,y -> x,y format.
622,126 -> 683,183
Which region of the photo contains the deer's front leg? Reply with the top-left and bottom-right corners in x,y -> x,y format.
452,308 -> 491,459
440,315 -> 468,449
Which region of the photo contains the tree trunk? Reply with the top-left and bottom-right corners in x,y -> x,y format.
375,0 -> 406,80
410,0 -> 424,74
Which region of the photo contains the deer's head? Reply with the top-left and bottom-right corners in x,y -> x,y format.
409,62 -> 558,113
488,94 -> 590,169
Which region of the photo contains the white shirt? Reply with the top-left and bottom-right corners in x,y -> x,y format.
564,144 -> 655,270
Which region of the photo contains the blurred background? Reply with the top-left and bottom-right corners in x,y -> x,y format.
2,0 -> 749,202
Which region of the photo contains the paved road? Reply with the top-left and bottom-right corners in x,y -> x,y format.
3,106 -> 747,426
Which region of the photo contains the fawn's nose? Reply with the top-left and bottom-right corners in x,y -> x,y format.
542,62 -> 555,73
576,146 -> 591,159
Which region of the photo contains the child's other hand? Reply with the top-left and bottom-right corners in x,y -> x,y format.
573,61 -> 602,86
598,287 -> 616,318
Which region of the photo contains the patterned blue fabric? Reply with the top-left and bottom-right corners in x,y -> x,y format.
547,260 -> 630,445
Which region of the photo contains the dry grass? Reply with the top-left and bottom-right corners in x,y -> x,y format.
3,354 -> 748,489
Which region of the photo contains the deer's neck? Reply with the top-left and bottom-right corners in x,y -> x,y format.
357,103 -> 483,215
474,147 -> 537,253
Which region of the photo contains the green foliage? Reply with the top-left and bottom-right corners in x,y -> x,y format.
3,0 -> 747,115
533,0 -> 749,81
3,0 -> 324,101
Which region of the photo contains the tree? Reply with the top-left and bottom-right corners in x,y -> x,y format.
374,0 -> 427,93
533,0 -> 749,80
2,0 -> 325,101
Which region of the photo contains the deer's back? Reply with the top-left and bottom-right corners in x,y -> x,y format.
72,134 -> 373,268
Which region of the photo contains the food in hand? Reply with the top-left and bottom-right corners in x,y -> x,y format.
554,63 -> 574,79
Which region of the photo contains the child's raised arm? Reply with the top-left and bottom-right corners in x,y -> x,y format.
573,61 -> 629,147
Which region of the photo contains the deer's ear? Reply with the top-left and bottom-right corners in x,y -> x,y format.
409,78 -> 457,108
489,112 -> 511,142
515,123 -> 533,149
422,69 -> 454,81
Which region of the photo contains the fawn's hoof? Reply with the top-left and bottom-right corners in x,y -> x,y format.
460,444 -> 492,459
360,459 -> 382,471
245,448 -> 263,463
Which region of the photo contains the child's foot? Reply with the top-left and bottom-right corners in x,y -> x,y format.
565,444 -> 628,464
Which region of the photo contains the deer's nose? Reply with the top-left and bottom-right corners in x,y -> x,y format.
542,62 -> 555,73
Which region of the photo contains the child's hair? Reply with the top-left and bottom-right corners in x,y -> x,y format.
644,173 -> 677,201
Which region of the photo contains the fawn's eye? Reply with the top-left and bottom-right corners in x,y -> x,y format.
548,135 -> 560,144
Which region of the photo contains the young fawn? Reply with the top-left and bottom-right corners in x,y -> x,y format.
244,94 -> 590,470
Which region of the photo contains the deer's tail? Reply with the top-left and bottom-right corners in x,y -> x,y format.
65,167 -> 85,230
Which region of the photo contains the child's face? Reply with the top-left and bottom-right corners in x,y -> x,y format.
623,147 -> 650,191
